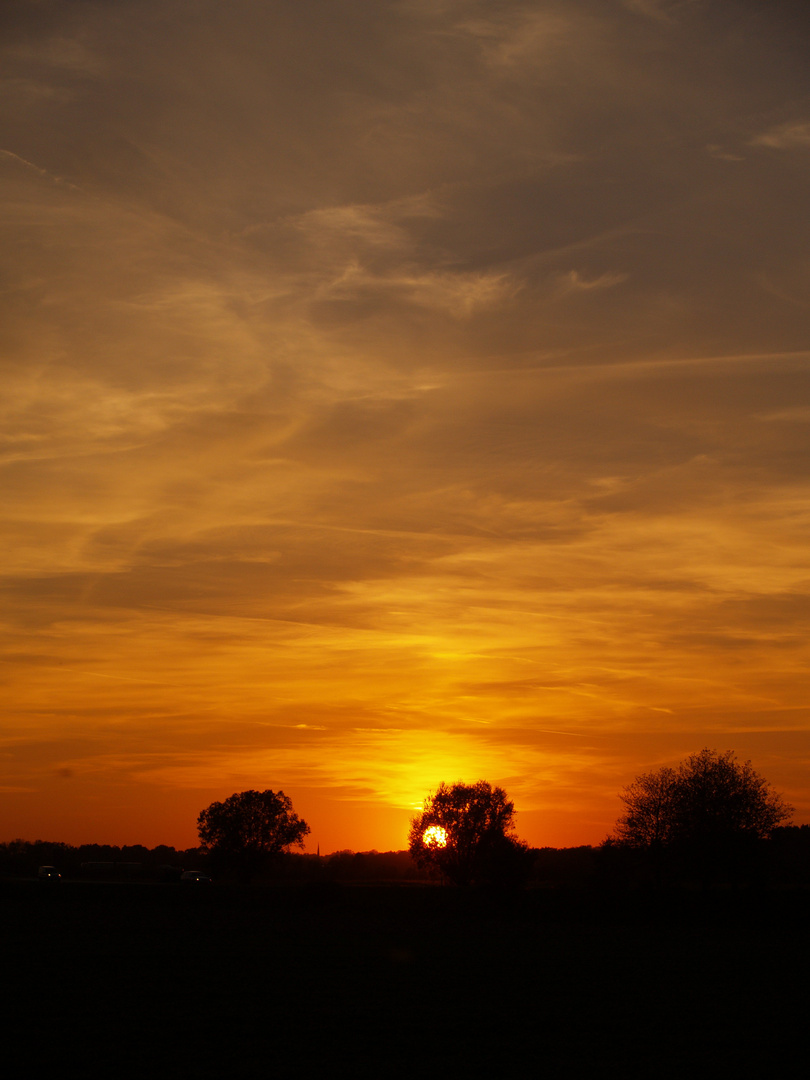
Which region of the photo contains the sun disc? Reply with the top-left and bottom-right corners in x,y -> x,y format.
422,825 -> 447,848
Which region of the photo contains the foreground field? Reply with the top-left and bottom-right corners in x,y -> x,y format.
2,879 -> 808,1076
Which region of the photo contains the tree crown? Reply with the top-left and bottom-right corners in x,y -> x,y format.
408,780 -> 525,886
613,749 -> 792,850
197,789 -> 310,857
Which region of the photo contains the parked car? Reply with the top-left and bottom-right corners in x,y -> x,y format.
180,870 -> 212,883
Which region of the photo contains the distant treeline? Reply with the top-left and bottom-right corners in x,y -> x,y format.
0,839 -> 425,883
3,826 -> 810,887
0,840 -> 207,882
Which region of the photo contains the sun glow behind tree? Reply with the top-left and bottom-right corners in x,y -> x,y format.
422,825 -> 448,848
409,781 -> 529,886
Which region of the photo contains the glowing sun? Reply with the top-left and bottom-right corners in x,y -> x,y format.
422,825 -> 448,848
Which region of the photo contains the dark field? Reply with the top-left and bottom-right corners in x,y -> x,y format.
3,879 -> 808,1077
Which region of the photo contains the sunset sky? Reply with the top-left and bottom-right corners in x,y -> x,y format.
3,0 -> 810,853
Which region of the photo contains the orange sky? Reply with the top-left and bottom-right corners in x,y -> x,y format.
2,0 -> 810,854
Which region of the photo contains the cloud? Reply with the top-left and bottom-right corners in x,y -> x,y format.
0,149 -> 81,190
554,269 -> 629,296
4,31 -> 104,76
751,120 -> 810,150
457,9 -> 570,70
319,261 -> 520,317
705,144 -> 745,162
619,0 -> 688,23
3,0 -> 810,847
285,195 -> 441,249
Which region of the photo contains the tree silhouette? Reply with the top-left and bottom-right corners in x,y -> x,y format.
197,789 -> 309,878
613,749 -> 793,885
613,766 -> 678,849
408,780 -> 528,886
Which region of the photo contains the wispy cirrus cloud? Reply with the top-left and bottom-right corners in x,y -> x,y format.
751,120 -> 810,150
